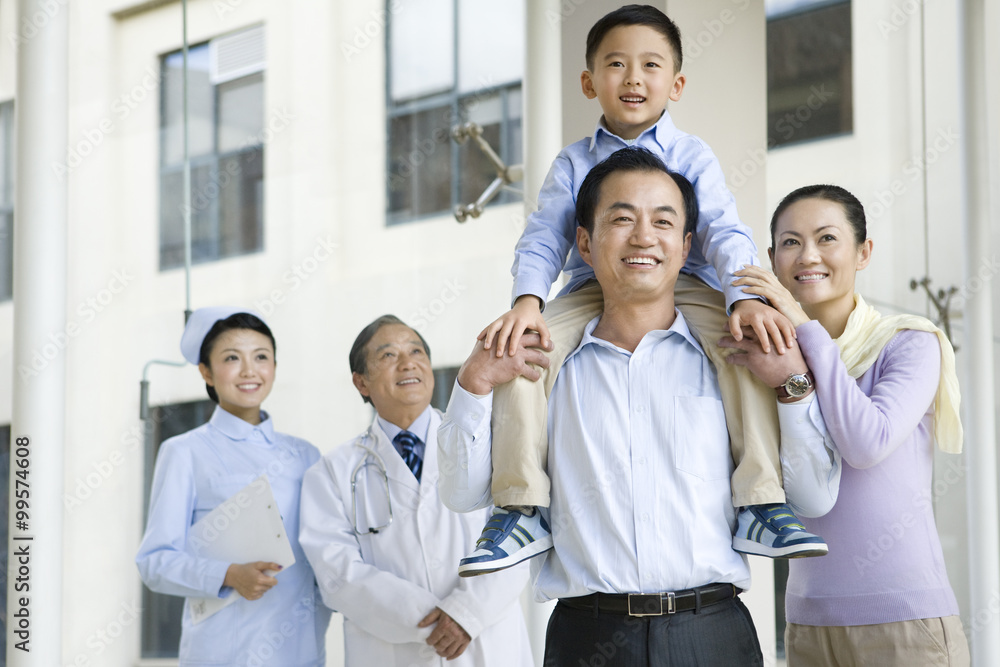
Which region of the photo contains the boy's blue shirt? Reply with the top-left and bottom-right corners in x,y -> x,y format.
511,110 -> 760,311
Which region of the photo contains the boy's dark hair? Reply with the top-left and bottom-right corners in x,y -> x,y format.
769,184 -> 867,249
575,146 -> 698,238
199,312 -> 276,404
349,315 -> 431,405
585,4 -> 683,72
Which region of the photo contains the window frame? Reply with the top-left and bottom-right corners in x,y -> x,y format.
384,0 -> 523,225
157,39 -> 265,270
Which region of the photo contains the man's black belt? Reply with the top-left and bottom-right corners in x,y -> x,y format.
559,583 -> 739,616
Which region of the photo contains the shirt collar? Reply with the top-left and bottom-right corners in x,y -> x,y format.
588,109 -> 676,153
566,308 -> 705,362
208,405 -> 275,443
377,405 -> 432,443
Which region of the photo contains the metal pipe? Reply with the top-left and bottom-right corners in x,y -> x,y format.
8,1 -> 68,664
139,359 -> 187,420
959,0 -> 1000,663
182,0 -> 192,322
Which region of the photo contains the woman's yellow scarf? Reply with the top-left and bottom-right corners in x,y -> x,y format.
832,294 -> 963,454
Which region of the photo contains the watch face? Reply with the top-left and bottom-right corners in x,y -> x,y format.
786,374 -> 811,397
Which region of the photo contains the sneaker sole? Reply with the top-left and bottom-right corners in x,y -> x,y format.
732,537 -> 829,559
458,535 -> 554,577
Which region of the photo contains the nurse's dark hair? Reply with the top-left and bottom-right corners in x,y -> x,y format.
575,146 -> 698,237
349,315 -> 431,405
198,312 -> 276,403
770,184 -> 868,249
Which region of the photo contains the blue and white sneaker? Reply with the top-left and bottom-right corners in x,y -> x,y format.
458,507 -> 553,577
733,503 -> 828,558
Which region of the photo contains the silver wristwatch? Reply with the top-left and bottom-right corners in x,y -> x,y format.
775,371 -> 814,399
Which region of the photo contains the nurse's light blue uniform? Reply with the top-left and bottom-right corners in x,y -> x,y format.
137,406 -> 330,666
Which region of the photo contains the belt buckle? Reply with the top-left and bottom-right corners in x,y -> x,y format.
627,592 -> 675,616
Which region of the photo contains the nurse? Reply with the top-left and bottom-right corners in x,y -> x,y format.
136,307 -> 330,666
298,314 -> 531,667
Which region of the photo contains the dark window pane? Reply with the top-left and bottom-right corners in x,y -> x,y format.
388,105 -> 453,220
0,101 -> 13,301
431,367 -> 460,412
0,212 -> 11,301
218,147 -> 264,258
159,161 -> 220,269
767,1 -> 852,148
140,400 -> 215,659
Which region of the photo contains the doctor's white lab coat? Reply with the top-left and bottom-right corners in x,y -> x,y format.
299,409 -> 532,667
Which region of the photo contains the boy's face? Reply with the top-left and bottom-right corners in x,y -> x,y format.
581,25 -> 685,140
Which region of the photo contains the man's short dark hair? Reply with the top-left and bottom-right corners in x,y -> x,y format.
349,315 -> 431,404
575,147 -> 698,238
585,4 -> 683,72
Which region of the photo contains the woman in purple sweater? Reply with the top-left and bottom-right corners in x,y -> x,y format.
732,184 -> 968,666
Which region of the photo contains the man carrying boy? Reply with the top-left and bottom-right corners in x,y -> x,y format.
457,4 -> 826,576
439,148 -> 831,664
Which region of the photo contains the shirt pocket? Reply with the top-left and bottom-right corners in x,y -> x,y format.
673,396 -> 732,481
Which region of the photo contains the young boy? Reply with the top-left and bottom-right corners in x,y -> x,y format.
457,4 -> 828,577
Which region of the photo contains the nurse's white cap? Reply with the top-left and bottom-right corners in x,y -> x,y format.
180,306 -> 267,365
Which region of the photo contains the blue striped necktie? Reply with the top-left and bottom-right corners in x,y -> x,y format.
394,430 -> 423,482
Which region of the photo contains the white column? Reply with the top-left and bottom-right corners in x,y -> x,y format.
523,1 -> 562,663
8,1 -> 68,665
960,0 -> 1000,665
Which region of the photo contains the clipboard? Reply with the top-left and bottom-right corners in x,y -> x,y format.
186,474 -> 295,624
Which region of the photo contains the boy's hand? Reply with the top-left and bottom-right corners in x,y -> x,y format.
478,295 -> 551,358
728,298 -> 796,354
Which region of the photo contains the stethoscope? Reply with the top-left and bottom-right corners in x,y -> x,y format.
347,427 -> 394,535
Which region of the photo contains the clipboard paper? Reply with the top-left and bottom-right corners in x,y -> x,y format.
186,474 -> 296,624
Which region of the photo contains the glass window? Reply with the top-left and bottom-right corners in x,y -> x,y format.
159,27 -> 265,269
766,0 -> 852,148
387,0 -> 524,224
0,102 -> 13,301
140,400 -> 215,658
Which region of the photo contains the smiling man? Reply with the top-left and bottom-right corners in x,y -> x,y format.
438,147 -> 833,665
298,316 -> 532,667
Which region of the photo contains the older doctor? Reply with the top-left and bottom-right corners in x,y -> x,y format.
298,315 -> 532,667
